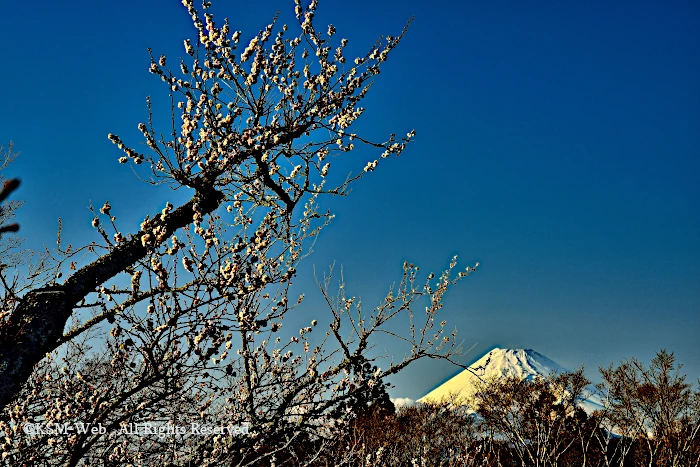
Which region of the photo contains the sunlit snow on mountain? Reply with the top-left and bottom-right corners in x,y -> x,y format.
417,348 -> 604,414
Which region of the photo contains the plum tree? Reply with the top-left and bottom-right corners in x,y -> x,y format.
0,1 -> 476,464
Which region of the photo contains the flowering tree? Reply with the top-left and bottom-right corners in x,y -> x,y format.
0,144 -> 52,345
0,1 -> 477,464
0,143 -> 20,238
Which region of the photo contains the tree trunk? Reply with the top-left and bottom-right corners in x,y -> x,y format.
0,184 -> 224,410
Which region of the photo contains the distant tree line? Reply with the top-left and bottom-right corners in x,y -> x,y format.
330,350 -> 700,467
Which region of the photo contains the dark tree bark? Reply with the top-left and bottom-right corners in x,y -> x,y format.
0,185 -> 224,410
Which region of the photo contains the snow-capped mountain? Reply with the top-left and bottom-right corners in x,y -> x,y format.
418,347 -> 604,414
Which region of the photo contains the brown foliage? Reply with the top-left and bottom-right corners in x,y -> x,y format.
337,354 -> 700,467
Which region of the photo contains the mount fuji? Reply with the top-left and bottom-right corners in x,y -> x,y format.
417,347 -> 604,414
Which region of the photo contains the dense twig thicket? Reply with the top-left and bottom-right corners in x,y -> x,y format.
342,350 -> 700,467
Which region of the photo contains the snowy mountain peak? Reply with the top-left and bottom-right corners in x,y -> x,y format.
469,348 -> 568,381
417,348 -> 566,405
417,348 -> 603,414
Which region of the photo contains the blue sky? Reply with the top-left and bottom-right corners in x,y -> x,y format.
1,0 -> 698,400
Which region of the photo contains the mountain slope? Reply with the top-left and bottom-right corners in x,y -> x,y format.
418,347 -> 604,413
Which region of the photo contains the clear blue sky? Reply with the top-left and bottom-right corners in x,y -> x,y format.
1,0 -> 698,400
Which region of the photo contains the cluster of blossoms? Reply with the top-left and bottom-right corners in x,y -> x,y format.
107,0 -> 415,213
0,1 -> 484,466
